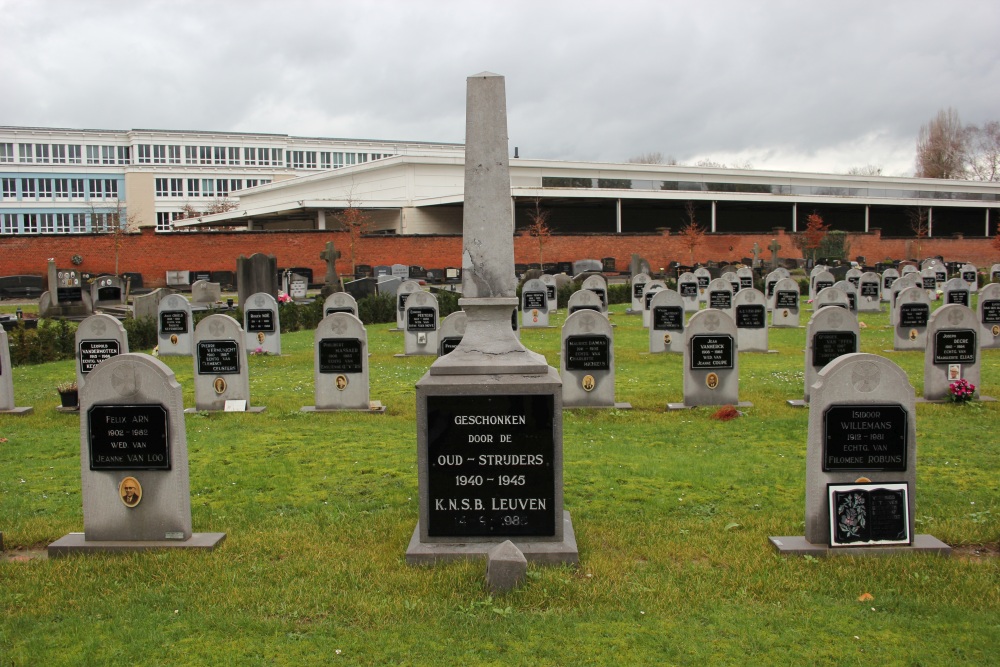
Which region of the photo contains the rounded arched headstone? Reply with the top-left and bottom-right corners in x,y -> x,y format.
567,288 -> 604,317
771,278 -> 800,328
803,306 -> 859,403
677,272 -> 699,313
561,310 -> 617,408
649,288 -> 685,353
76,313 -> 129,392
438,311 -> 467,356
977,282 -> 1000,350
243,292 -> 281,355
404,290 -> 439,356
157,293 -> 193,356
733,288 -> 769,352
310,313 -> 370,410
323,292 -> 359,319
521,278 -> 550,328
925,304 -> 981,401
893,286 -> 932,351
630,273 -> 650,313
857,272 -> 882,313
193,314 -> 252,411
641,280 -> 666,328
681,309 -> 740,407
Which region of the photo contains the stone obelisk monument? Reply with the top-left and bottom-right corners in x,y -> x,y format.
406,73 -> 577,565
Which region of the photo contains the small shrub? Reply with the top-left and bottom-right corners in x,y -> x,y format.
8,320 -> 78,366
435,290 -> 461,318
357,294 -> 397,325
558,280 -> 582,305
123,316 -> 157,350
607,284 -> 631,305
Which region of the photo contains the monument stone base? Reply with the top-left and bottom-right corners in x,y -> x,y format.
915,396 -> 996,404
768,534 -> 951,557
48,532 -> 226,558
300,402 -> 386,414
667,401 -> 753,411
0,406 -> 33,416
184,406 -> 266,414
406,511 -> 578,566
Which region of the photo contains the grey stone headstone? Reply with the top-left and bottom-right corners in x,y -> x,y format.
521,278 -> 550,328
771,277 -> 800,328
804,353 -> 917,545
918,267 -> 939,299
567,289 -> 604,317
190,280 -> 221,304
243,292 -> 281,355
641,280 -> 666,328
0,328 -> 32,414
706,278 -> 735,320
309,313 -> 371,410
764,269 -> 790,312
76,314 -> 129,392
845,268 -> 862,289
835,280 -> 858,314
236,253 -> 278,307
91,275 -> 125,308
889,274 -> 922,326
901,265 -> 919,278
814,284 -> 851,313
323,292 -> 359,319
803,306 -> 859,402
737,266 -> 754,292
133,287 -> 171,322
345,277 -> 378,301
880,269 -> 899,302
694,267 -> 711,304
677,272 -> 699,313
581,275 -> 608,314
404,291 -> 439,356
810,270 -> 835,302
924,304 -> 980,401
78,354 -> 193,541
192,314 -> 252,411
630,273 -> 650,312
648,288 -> 685,354
857,272 -> 882,313
157,294 -> 193,356
437,310 -> 467,357
991,263 -> 1000,283
396,280 -> 423,329
573,259 -> 602,275
942,277 -> 970,307
733,288 -> 769,352
540,274 -> 558,311
977,282 -> 1000,349
561,310 -> 616,407
486,540 -> 527,593
721,271 -> 739,295
959,263 -> 978,293
682,309 -> 740,407
47,259 -> 59,306
391,264 -> 410,280
893,286 -> 932,351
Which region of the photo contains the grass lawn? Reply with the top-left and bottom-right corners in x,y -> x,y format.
1,299 -> 998,666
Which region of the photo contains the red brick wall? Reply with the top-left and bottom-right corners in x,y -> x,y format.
2,228 -> 998,287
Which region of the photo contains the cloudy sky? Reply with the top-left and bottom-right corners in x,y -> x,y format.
3,1 -> 998,176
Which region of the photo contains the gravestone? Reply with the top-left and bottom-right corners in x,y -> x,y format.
403,290 -> 439,356
345,277 -> 377,301
573,259 -> 602,275
521,278 -> 550,328
39,261 -> 92,318
977,282 -> 1000,349
669,309 -> 746,409
91,275 -> 125,308
768,238 -> 782,270
395,280 -> 422,329
901,264 -> 919,279
408,73 -> 576,566
243,292 -> 281,355
889,273 -> 922,326
733,288 -> 770,352
722,271 -> 739,295
857,272 -> 882,313
706,278 -> 734,319
567,289 -> 604,315
845,267 -> 862,289
694,267 -> 711,304
795,307 -> 859,405
561,310 -> 627,408
156,294 -> 193,357
831,281 -> 857,313
764,268 -> 789,312
540,274 -> 558,311
923,304 -> 983,401
881,268 -> 899,302
808,265 -> 829,300
811,270 -> 835,302
737,266 -> 754,292
236,253 -> 278,307
377,275 -> 402,298
816,287 -> 850,315
190,280 -> 221,304
771,277 -> 801,328
302,313 -> 381,412
991,263 -> 1000,283
438,311 -> 467,356
893,286 -> 932,351
648,288 -> 685,354
76,314 -> 129,393
320,241 -> 340,285
133,288 -> 171,322
191,314 -> 261,412
48,354 -> 225,556
581,275 -> 608,314
324,292 -> 359,318
391,263 -> 410,280
960,263 -> 978,293
0,328 -> 32,415
373,265 -> 391,278
942,278 -> 970,307
919,267 -> 939,299
769,353 -> 949,556
677,272 -> 699,313
629,272 -> 650,314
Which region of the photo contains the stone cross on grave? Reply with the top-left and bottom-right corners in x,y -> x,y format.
768,239 -> 781,270
751,242 -> 762,268
320,241 -> 340,285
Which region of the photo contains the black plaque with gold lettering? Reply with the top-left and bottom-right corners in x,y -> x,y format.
523,292 -> 546,309
776,290 -> 798,309
983,300 -> 1000,324
425,394 -> 555,537
709,290 -> 732,310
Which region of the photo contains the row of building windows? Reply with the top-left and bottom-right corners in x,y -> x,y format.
0,211 -> 124,234
540,177 -> 1000,202
1,142 -> 390,169
1,177 -> 120,200
153,177 -> 270,198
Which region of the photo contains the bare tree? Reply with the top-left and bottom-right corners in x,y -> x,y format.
334,198 -> 373,275
846,164 -> 884,176
908,207 -> 929,257
176,198 -> 238,220
916,108 -> 968,179
627,152 -> 677,165
966,120 -> 1000,181
89,200 -> 138,276
678,201 -> 706,265
521,198 -> 552,268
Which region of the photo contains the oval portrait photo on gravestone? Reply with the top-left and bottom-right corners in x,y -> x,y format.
336,375 -> 348,391
119,476 -> 142,508
706,372 -> 719,390
214,377 -> 227,395
582,375 -> 596,392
